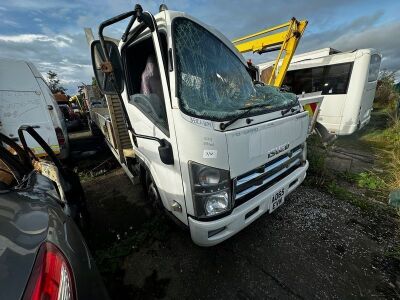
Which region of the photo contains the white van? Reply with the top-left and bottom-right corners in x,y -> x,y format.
0,59 -> 69,159
259,48 -> 382,136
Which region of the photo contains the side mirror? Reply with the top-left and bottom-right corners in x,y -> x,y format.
158,139 -> 174,165
90,40 -> 124,95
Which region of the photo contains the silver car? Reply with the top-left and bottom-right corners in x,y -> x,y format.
0,126 -> 109,300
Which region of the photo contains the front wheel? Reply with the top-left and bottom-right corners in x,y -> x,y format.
147,180 -> 163,211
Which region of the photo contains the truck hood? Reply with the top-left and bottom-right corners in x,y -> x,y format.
226,111 -> 309,177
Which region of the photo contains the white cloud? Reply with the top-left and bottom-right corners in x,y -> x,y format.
0,34 -> 73,48
0,0 -> 398,94
2,19 -> 19,27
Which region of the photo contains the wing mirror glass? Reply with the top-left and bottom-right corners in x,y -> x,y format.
90,40 -> 124,95
158,139 -> 174,165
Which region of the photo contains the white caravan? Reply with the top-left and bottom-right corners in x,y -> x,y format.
0,59 -> 69,159
90,5 -> 309,246
258,48 -> 382,136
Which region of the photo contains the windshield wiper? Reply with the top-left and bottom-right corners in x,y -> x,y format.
219,104 -> 271,131
281,102 -> 300,116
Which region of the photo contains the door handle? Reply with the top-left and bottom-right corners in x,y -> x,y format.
47,105 -> 54,110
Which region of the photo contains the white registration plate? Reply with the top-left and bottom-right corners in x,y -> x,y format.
270,188 -> 285,212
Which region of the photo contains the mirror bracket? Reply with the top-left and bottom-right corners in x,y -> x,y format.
100,61 -> 113,73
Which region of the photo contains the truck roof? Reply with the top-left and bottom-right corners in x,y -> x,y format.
120,9 -> 247,67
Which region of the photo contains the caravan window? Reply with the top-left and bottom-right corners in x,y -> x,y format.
284,62 -> 353,95
368,54 -> 381,82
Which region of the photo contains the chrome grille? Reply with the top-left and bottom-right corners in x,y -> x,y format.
234,145 -> 303,206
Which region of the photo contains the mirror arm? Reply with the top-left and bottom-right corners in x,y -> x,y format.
98,10 -> 136,60
121,4 -> 143,42
139,12 -> 155,32
130,131 -> 165,146
96,8 -> 172,163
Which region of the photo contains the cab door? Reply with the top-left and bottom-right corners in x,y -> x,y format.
123,22 -> 187,224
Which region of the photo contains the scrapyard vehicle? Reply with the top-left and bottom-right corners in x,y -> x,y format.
0,59 -> 70,159
89,4 -> 310,246
0,126 -> 108,300
258,48 -> 382,136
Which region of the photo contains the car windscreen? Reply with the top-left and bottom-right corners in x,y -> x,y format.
172,18 -> 297,121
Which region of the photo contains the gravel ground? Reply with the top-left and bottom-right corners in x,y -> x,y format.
70,130 -> 400,299
82,170 -> 399,299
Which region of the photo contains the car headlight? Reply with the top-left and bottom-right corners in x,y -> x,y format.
189,161 -> 232,219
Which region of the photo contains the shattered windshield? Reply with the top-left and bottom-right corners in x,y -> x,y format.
173,18 -> 297,121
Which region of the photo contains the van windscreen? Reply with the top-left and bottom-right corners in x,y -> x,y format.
172,18 -> 297,121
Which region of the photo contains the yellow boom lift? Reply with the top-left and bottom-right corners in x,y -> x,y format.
233,18 -> 324,135
233,17 -> 308,87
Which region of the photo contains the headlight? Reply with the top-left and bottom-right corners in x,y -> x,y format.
189,161 -> 232,219
205,192 -> 229,216
198,167 -> 221,187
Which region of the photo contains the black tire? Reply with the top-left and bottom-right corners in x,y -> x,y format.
147,180 -> 163,211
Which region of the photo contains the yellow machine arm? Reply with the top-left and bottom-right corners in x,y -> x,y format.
233,18 -> 308,87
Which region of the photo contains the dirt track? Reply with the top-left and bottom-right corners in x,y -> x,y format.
69,130 -> 400,299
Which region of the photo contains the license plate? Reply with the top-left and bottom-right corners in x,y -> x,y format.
270,188 -> 285,212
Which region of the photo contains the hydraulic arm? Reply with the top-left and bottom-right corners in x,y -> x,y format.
233,18 -> 308,87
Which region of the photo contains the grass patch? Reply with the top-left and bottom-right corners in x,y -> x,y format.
305,134 -> 331,186
356,171 -> 386,190
305,112 -> 400,212
360,117 -> 400,192
326,181 -> 375,212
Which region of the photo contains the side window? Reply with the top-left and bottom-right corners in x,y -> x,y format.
283,63 -> 353,95
368,54 -> 381,82
323,63 -> 353,94
125,34 -> 169,135
283,69 -> 312,94
311,67 -> 324,92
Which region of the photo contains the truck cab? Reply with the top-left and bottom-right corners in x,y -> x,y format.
91,6 -> 309,246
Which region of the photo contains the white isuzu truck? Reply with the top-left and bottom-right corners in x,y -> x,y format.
90,4 -> 309,246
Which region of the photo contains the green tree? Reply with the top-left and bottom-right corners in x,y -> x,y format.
46,70 -> 67,94
374,71 -> 400,122
91,76 -> 102,98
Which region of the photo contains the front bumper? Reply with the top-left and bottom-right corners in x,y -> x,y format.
188,161 -> 308,246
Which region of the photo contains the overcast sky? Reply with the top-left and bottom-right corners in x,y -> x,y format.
0,0 -> 399,94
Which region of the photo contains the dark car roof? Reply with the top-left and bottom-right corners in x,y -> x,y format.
0,172 -> 59,300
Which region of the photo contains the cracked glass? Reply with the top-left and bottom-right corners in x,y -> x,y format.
173,18 -> 297,121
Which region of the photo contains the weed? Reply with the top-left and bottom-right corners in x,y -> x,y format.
357,171 -> 385,190
306,134 -> 331,186
337,171 -> 358,183
326,182 -> 374,212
